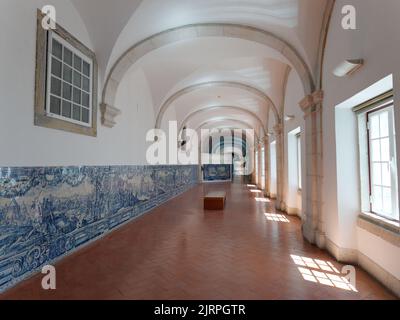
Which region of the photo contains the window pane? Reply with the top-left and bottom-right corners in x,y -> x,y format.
381,162 -> 391,187
52,39 -> 63,60
382,187 -> 392,215
372,186 -> 383,213
73,88 -> 81,104
62,83 -> 72,100
370,114 -> 380,139
82,92 -> 90,107
47,34 -> 94,127
368,106 -> 398,220
82,108 -> 89,123
51,58 -> 62,78
82,61 -> 90,77
82,77 -> 90,92
51,77 -> 61,96
372,163 -> 382,185
72,105 -> 81,121
63,65 -> 72,83
381,138 -> 390,162
63,47 -> 73,66
380,111 -> 389,137
50,96 -> 61,115
62,101 -> 72,118
371,140 -> 381,162
73,71 -> 81,88
74,54 -> 82,71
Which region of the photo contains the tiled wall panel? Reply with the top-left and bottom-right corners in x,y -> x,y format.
202,164 -> 232,181
0,165 -> 198,292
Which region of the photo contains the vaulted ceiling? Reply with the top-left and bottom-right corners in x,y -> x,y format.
71,0 -> 331,137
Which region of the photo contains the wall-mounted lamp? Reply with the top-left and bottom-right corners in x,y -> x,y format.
284,115 -> 295,122
333,59 -> 364,77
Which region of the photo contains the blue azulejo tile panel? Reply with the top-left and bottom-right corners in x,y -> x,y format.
0,165 -> 198,292
202,164 -> 232,182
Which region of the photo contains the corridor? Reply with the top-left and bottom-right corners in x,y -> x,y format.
0,182 -> 394,300
2,0 -> 400,300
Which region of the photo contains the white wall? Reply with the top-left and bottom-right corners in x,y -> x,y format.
113,67 -> 155,165
0,0 -> 155,167
322,0 -> 400,280
270,141 -> 277,197
283,70 -> 305,215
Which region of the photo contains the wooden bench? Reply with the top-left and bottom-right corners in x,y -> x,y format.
204,191 -> 226,210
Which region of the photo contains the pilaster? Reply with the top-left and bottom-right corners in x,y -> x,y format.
299,90 -> 325,248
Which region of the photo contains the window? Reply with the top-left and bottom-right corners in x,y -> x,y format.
270,141 -> 277,196
367,105 -> 398,220
261,147 -> 265,190
47,32 -> 92,126
255,150 -> 259,185
296,133 -> 302,190
35,10 -> 98,136
355,89 -> 399,222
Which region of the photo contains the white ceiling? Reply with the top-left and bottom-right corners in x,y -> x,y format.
70,0 -> 143,77
108,0 -> 328,75
126,37 -> 290,129
70,0 -> 329,134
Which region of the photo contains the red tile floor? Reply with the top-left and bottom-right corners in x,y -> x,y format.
0,181 -> 397,300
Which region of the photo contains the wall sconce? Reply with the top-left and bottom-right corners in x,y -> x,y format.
333,59 -> 364,77
284,115 -> 295,121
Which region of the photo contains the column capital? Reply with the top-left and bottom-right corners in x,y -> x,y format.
100,103 -> 121,128
273,123 -> 283,135
312,90 -> 324,104
299,94 -> 314,111
299,90 -> 324,115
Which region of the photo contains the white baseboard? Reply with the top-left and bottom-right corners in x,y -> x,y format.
325,238 -> 400,297
286,206 -> 301,217
326,238 -> 358,263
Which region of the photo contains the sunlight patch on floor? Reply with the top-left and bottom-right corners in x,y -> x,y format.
291,255 -> 358,292
264,213 -> 289,222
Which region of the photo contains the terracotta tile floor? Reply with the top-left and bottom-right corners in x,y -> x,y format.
0,182 -> 397,300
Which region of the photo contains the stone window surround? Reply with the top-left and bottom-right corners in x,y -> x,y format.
34,10 -> 98,137
354,90 -> 399,244
358,212 -> 400,247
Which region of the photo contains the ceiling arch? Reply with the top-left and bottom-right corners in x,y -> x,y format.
211,137 -> 249,153
198,125 -> 256,151
155,80 -> 278,129
195,118 -> 259,140
102,23 -> 315,115
179,106 -> 267,136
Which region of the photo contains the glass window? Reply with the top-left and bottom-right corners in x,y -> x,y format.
367,105 -> 398,220
261,147 -> 265,190
255,150 -> 259,185
46,32 -> 92,126
297,133 -> 302,190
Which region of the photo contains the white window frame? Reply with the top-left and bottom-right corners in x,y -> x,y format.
261,146 -> 266,190
255,150 -> 259,185
366,104 -> 399,221
46,31 -> 93,127
355,90 -> 399,223
296,133 -> 302,190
